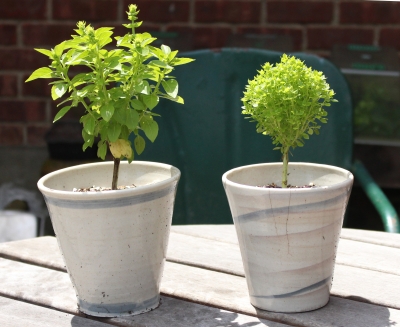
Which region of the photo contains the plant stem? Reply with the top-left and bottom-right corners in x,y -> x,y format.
282,148 -> 289,188
112,157 -> 120,190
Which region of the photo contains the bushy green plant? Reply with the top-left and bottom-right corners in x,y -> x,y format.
241,54 -> 336,188
26,4 -> 194,189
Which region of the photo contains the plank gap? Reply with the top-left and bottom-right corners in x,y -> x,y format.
166,257 -> 245,277
0,253 -> 66,273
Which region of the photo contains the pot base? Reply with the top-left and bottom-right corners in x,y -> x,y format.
78,295 -> 160,317
250,284 -> 330,313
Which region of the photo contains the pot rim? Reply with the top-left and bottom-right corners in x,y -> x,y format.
38,160 -> 181,199
222,162 -> 353,193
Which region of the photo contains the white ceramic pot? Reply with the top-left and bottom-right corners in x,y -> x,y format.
222,162 -> 353,313
38,161 -> 180,317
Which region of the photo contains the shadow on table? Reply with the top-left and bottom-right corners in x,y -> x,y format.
342,296 -> 396,327
251,296 -> 396,327
69,309 -> 267,327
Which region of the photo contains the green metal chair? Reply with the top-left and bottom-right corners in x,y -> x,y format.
137,48 -> 400,233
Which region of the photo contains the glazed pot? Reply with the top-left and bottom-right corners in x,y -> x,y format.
222,162 -> 353,313
38,161 -> 180,317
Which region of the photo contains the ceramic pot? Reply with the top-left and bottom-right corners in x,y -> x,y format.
38,161 -> 180,317
222,162 -> 353,313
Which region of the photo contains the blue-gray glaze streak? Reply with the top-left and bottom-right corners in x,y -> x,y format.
79,295 -> 159,316
44,185 -> 175,209
251,276 -> 331,299
237,192 -> 349,223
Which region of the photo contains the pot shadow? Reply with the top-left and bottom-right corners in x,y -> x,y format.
69,309 -> 279,327
340,296 -> 397,327
252,296 -> 397,327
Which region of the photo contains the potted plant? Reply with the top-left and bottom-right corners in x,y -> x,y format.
26,4 -> 193,317
222,54 -> 354,313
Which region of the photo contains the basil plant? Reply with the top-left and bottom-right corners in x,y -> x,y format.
242,54 -> 337,188
26,4 -> 194,189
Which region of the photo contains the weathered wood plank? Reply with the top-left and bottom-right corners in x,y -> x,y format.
340,228 -> 400,248
1,257 -> 399,327
168,231 -> 400,276
0,259 -> 288,327
1,232 -> 399,278
171,224 -> 239,244
0,296 -> 114,327
0,236 -> 65,271
337,238 -> 400,275
1,232 -> 400,309
172,225 -> 400,249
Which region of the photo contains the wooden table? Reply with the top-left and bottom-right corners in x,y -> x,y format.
1,225 -> 399,327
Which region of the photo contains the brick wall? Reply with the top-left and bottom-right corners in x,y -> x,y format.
1,0 -> 400,147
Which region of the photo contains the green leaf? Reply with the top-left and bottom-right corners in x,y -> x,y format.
130,99 -> 146,111
142,94 -> 159,110
171,96 -> 184,104
82,130 -> 94,151
100,103 -> 114,122
113,108 -> 127,125
140,117 -> 158,142
35,48 -> 53,58
161,44 -> 171,55
150,60 -> 172,69
53,106 -> 71,122
134,81 -> 150,95
107,121 -> 121,142
134,135 -> 145,155
126,109 -> 140,130
25,67 -> 53,82
162,79 -> 178,98
51,83 -> 68,100
168,50 -> 178,61
65,50 -> 89,65
171,57 -> 195,66
80,114 -> 96,135
54,41 -> 67,57
97,140 -> 108,160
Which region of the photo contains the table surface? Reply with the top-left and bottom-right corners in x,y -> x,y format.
0,225 -> 399,327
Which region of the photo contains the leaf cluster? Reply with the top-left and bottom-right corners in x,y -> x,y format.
26,4 -> 194,162
241,54 -> 337,154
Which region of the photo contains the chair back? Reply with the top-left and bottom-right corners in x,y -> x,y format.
137,48 -> 353,224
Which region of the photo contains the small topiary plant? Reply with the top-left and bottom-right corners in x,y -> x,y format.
241,54 -> 337,188
26,4 -> 194,190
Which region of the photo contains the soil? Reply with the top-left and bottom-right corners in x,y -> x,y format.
72,184 -> 136,192
257,182 -> 316,189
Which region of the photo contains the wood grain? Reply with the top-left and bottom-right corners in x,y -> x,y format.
0,296 -> 114,327
1,257 -> 399,327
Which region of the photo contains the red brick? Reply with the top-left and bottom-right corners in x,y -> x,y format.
167,26 -> 231,49
268,1 -> 333,24
380,29 -> 400,50
0,125 -> 24,146
0,75 -> 18,97
22,75 -> 51,97
195,1 -> 261,24
0,25 -> 17,46
53,0 -> 118,21
125,0 -> 190,23
27,125 -> 50,146
0,101 -> 46,122
307,28 -> 374,51
0,49 -> 48,71
0,0 -> 47,19
22,24 -> 76,47
340,2 -> 400,24
236,27 -> 303,51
